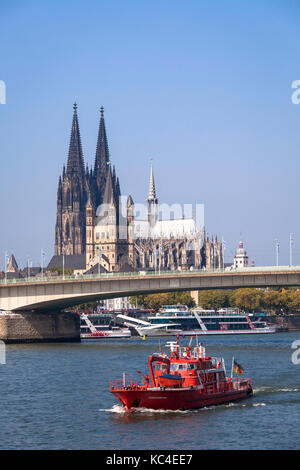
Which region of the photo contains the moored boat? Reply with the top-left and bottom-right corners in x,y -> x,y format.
80,313 -> 131,339
117,305 -> 276,337
110,336 -> 253,411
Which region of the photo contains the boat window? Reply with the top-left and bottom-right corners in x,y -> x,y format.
170,363 -> 178,371
178,364 -> 187,370
187,363 -> 195,370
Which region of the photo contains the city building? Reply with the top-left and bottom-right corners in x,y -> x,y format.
49,104 -> 223,273
234,239 -> 249,268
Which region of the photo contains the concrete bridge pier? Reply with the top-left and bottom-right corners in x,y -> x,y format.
0,311 -> 80,344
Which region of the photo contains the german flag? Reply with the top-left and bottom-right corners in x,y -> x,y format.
233,360 -> 244,376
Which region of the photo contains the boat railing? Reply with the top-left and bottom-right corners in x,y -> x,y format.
203,377 -> 252,394
231,377 -> 252,391
110,378 -> 146,392
110,376 -> 252,394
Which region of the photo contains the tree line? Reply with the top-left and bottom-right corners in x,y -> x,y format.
132,288 -> 300,314
199,288 -> 300,314
130,292 -> 196,311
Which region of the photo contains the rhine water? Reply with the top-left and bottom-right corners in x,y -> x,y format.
0,332 -> 299,450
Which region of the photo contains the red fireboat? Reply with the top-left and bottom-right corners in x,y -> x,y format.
110,336 -> 253,411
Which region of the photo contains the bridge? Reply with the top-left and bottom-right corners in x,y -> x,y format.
1,266 -> 300,312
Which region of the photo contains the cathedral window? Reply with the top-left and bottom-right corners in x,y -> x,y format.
66,221 -> 70,239
66,189 -> 71,206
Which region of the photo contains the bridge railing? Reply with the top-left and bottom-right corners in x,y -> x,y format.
1,265 -> 300,285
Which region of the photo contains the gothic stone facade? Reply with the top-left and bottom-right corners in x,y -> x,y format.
53,104 -> 223,273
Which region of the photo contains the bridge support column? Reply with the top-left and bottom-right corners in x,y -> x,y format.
0,311 -> 80,343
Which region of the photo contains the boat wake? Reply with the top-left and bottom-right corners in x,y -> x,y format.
99,404 -> 192,414
100,401 -> 267,415
253,386 -> 300,395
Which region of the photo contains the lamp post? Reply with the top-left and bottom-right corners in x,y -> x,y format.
27,257 -> 32,280
98,247 -> 102,278
159,242 -> 162,275
41,249 -> 45,278
213,243 -> 217,270
275,239 -> 279,267
4,251 -> 8,283
289,233 -> 294,267
62,253 -> 65,280
221,237 -> 226,271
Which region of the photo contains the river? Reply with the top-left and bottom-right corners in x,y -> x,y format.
0,332 -> 299,449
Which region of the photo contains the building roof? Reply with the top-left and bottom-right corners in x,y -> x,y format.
84,263 -> 108,275
6,254 -> 19,273
0,271 -> 24,280
235,240 -> 248,257
134,218 -> 198,239
20,267 -> 42,277
47,254 -> 86,270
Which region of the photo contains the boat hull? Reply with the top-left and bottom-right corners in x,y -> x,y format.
112,386 -> 253,411
81,330 -> 131,339
136,327 -> 276,337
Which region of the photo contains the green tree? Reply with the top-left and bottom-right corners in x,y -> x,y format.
49,266 -> 73,276
233,288 -> 264,312
286,289 -> 300,313
130,291 -> 195,311
166,292 -> 195,308
263,289 -> 281,313
199,290 -> 231,310
72,301 -> 98,312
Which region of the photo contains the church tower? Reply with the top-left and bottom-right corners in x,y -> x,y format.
85,192 -> 94,268
146,162 -> 158,226
55,103 -> 87,256
93,106 -> 110,210
127,195 -> 135,267
54,104 -> 130,273
95,166 -> 119,271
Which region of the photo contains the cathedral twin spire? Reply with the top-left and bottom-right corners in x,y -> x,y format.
55,103 -> 121,256
94,105 -> 110,201
66,102 -> 85,179
63,103 -> 120,206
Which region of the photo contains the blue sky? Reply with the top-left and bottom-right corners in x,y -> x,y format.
0,0 -> 300,268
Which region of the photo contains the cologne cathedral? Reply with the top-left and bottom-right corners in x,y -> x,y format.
50,104 -> 223,274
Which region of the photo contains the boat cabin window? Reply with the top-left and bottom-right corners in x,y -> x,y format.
156,363 -> 167,371
170,363 -> 187,371
187,363 -> 195,370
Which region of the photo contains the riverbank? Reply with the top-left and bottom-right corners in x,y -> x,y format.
271,314 -> 300,332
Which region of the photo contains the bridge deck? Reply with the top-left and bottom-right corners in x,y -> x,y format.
1,266 -> 300,312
